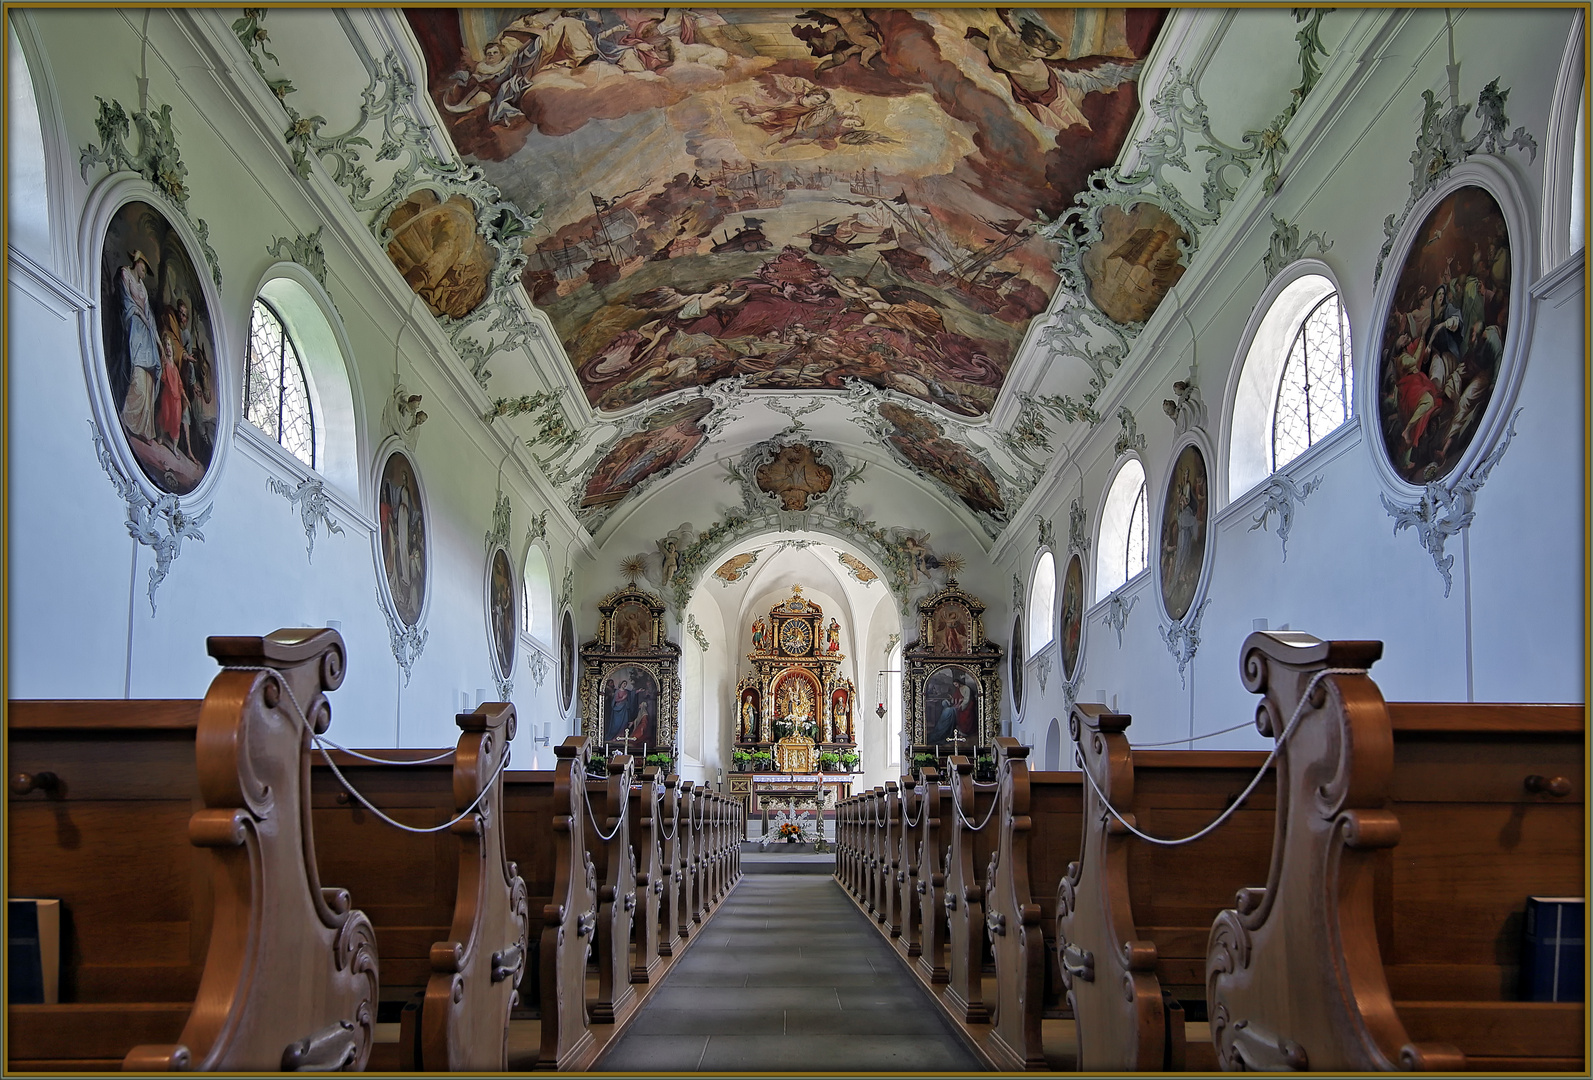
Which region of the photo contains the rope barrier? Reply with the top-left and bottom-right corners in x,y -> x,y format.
1130,719 -> 1259,748
246,668 -> 512,836
582,767 -> 631,843
1077,668 -> 1365,847
948,762 -> 1003,833
313,737 -> 457,765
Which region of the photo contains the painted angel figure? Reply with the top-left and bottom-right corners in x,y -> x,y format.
631,282 -> 749,323
964,17 -> 1142,133
732,75 -> 895,152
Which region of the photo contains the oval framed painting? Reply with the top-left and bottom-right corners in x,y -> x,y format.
1364,159 -> 1534,494
86,181 -> 227,500
1060,551 -> 1085,682
1009,615 -> 1024,716
1156,435 -> 1213,624
373,441 -> 429,629
486,544 -> 516,687
559,608 -> 577,714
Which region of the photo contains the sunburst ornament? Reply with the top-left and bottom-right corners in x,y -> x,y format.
620,555 -> 647,585
940,552 -> 967,579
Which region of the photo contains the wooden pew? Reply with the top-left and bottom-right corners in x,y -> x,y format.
1207,631 -> 1585,1072
308,704 -> 526,1070
627,767 -> 665,984
8,628 -> 378,1071
914,769 -> 952,985
897,776 -> 924,957
584,754 -> 636,1024
659,776 -> 689,949
877,782 -> 901,933
513,737 -> 598,1070
943,756 -> 999,1023
679,780 -> 703,928
1055,709 -> 1272,1071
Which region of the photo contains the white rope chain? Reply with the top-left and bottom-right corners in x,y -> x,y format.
583,771 -> 632,842
242,667 -> 513,835
1077,668 -> 1365,847
1130,719 -> 1258,748
949,762 -> 1003,833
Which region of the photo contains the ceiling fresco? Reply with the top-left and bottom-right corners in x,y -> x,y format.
406,7 -> 1166,418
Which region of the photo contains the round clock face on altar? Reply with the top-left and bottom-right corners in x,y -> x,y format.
780,620 -> 811,656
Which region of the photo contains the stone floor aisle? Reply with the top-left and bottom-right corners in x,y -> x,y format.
594,875 -> 986,1073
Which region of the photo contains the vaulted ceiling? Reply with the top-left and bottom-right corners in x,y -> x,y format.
249,8 -> 1325,549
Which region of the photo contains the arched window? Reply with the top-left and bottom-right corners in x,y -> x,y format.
1271,290 -> 1352,470
1543,16 -> 1585,269
521,544 -> 553,644
1095,458 -> 1149,603
1027,550 -> 1055,658
1229,273 -> 1353,498
244,298 -> 315,468
7,21 -> 50,262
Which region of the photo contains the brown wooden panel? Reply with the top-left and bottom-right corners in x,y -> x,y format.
8,699 -> 203,730
1386,963 -> 1517,1001
1387,703 -> 1585,734
1396,1000 -> 1585,1058
8,1002 -> 191,1060
9,737 -> 200,801
73,965 -> 202,1004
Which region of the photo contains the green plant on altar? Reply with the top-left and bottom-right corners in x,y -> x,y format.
911,752 -> 938,777
644,752 -> 673,770
732,749 -> 753,771
818,751 -> 842,772
839,751 -> 860,771
751,750 -> 774,771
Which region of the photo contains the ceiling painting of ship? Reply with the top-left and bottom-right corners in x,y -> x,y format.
406,8 -> 1166,417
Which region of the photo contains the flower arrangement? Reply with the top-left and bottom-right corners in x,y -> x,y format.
759,808 -> 820,847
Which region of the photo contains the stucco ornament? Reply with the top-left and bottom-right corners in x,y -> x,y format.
268,475 -> 344,562
1262,215 -> 1332,282
94,426 -> 212,615
1103,591 -> 1138,648
379,587 -> 427,686
266,228 -> 330,291
1158,598 -> 1211,688
1249,473 -> 1323,562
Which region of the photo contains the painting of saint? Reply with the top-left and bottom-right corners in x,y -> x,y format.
933,603 -> 972,654
488,546 -> 516,681
559,609 -> 577,711
602,664 -> 659,747
1009,616 -> 1024,714
403,8 -> 1165,418
99,200 -> 218,495
1158,444 -> 1209,622
1376,186 -> 1511,485
1060,553 -> 1084,680
715,552 -> 757,584
383,190 -> 495,319
613,600 -> 652,652
377,449 -> 428,627
581,399 -> 712,508
924,665 -> 981,745
755,443 -> 835,511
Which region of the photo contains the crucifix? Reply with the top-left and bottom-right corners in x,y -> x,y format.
946,729 -> 968,757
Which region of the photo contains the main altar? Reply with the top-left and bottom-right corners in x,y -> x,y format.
734,585 -> 858,765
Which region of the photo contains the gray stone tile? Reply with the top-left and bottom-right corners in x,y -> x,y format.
784,1005 -> 961,1036
836,986 -> 939,1011
593,1034 -> 707,1072
628,1006 -> 785,1036
644,985 -> 842,1012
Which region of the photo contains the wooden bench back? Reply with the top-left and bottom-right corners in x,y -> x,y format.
584,754 -> 637,1024
1208,632 -> 1586,1072
628,767 -> 665,982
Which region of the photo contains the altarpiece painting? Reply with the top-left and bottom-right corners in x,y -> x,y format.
579,583 -> 680,753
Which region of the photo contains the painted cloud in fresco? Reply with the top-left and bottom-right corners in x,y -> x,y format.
407,8 -> 1165,417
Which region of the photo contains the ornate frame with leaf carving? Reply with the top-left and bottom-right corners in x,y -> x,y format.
904,582 -> 1002,747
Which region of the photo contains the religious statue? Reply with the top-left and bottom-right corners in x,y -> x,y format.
740,692 -> 759,742
751,617 -> 768,653
826,618 -> 840,653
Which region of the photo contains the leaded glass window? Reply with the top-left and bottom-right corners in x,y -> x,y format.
1272,292 -> 1351,470
245,299 -> 315,468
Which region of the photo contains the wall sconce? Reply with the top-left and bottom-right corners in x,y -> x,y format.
531,721 -> 552,748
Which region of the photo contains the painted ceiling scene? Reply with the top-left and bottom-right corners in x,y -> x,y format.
236,7 -> 1337,543
405,8 -> 1165,418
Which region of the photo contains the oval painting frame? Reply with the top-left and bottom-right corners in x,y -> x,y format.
87,182 -> 227,501
1009,614 -> 1024,716
1156,438 -> 1212,623
1371,179 -> 1518,487
1060,551 -> 1085,681
559,608 -> 577,713
486,543 -> 516,685
374,441 -> 429,629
